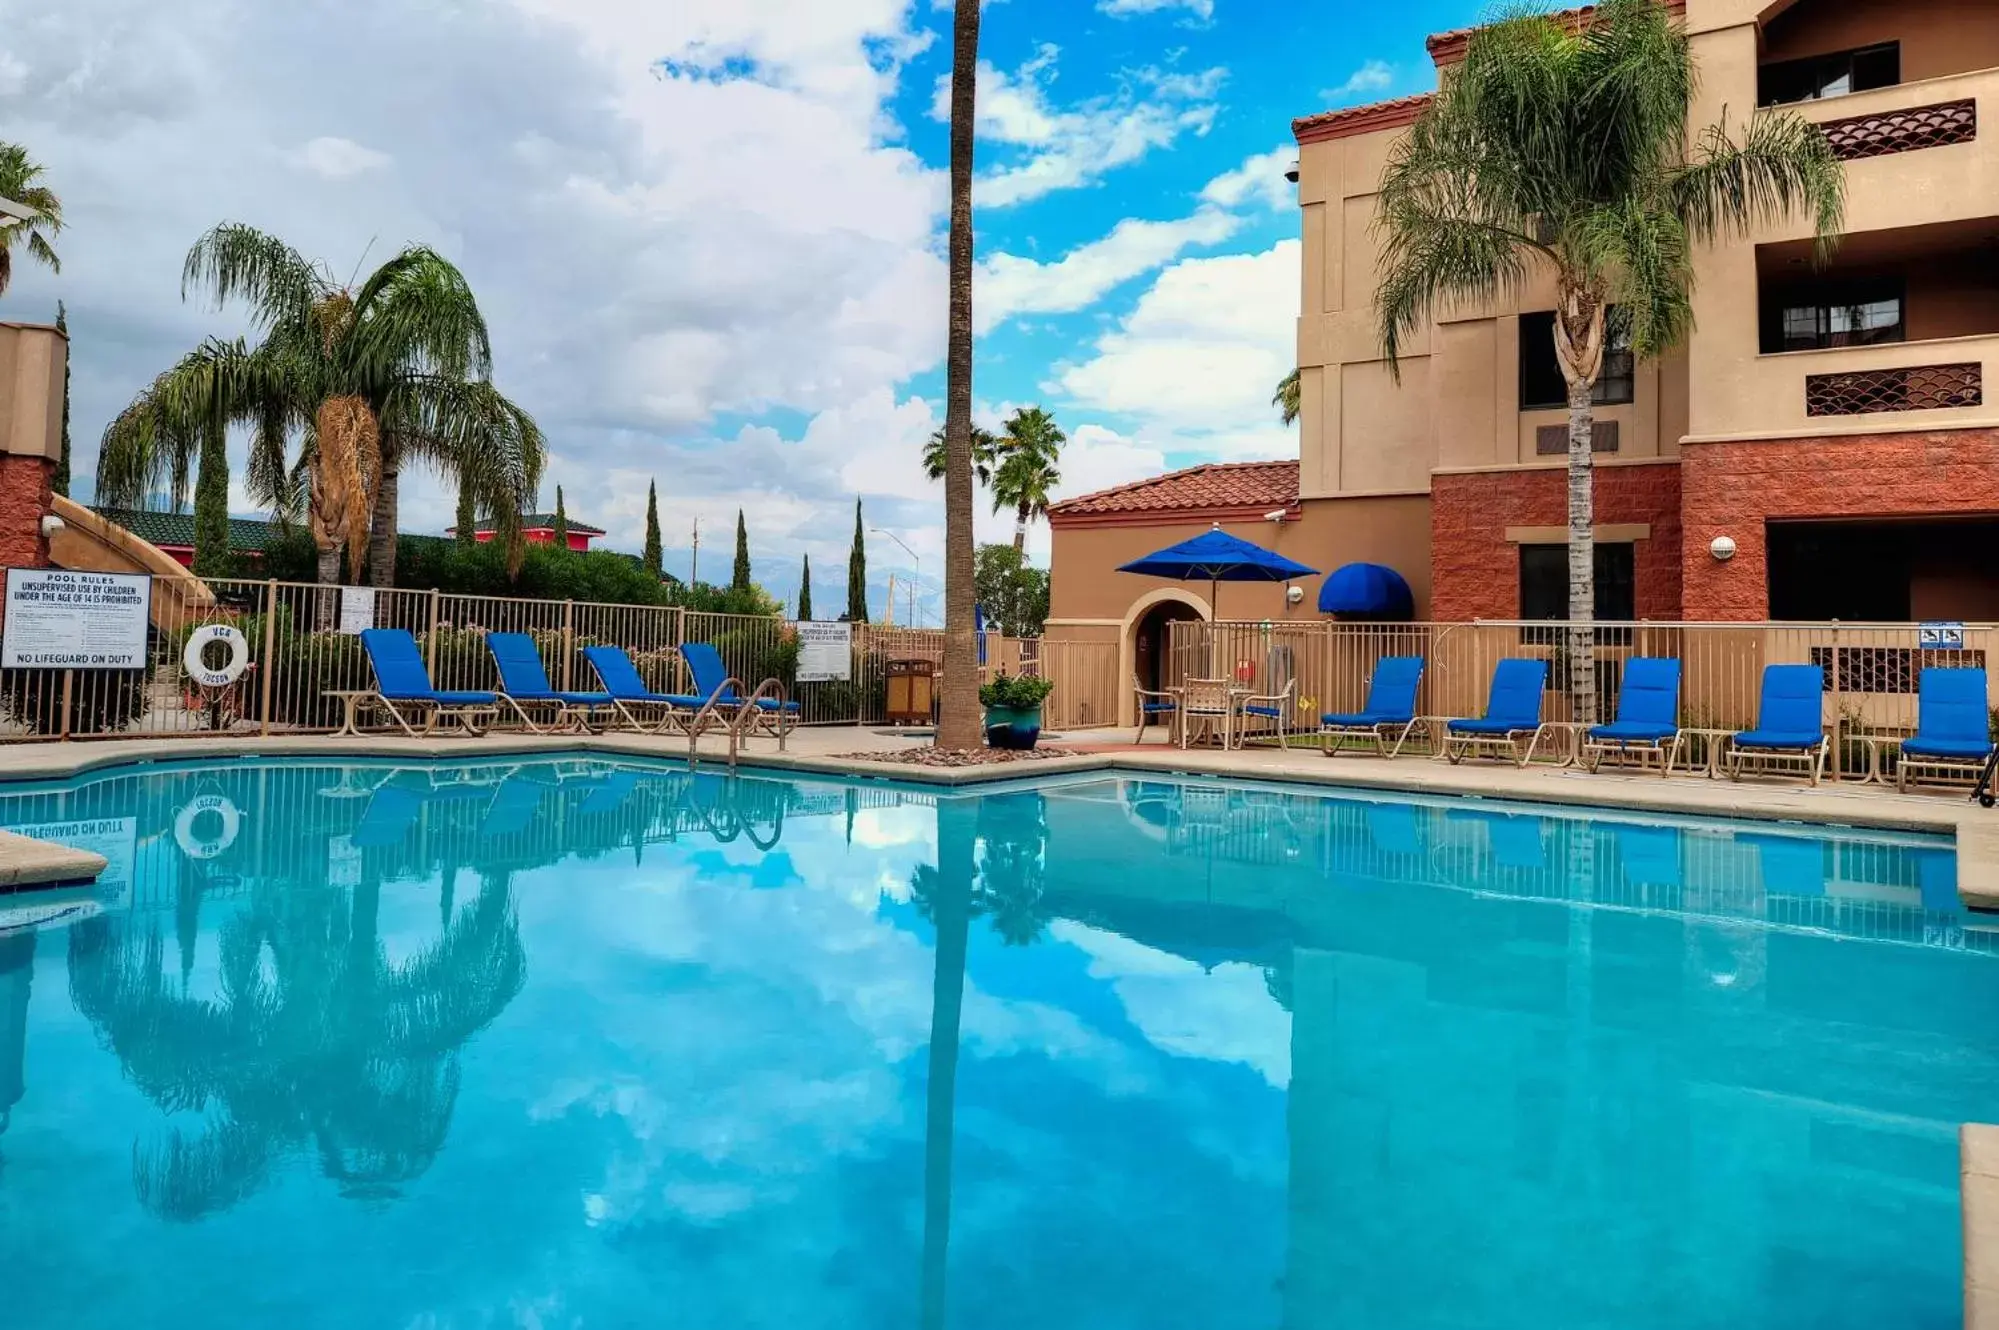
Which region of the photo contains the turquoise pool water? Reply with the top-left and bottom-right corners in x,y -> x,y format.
0,756 -> 1992,1328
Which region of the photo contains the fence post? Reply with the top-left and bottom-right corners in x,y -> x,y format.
259,579 -> 277,737
58,668 -> 73,741
560,600 -> 575,691
1828,619 -> 1843,780
425,588 -> 441,675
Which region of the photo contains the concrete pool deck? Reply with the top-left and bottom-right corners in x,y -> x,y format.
1,721 -> 1996,905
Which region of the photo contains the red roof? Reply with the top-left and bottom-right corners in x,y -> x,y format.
1425,0 -> 1684,64
1048,460 -> 1301,527
1293,92 -> 1434,145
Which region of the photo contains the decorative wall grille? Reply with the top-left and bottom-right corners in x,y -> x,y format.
1819,99 -> 1977,162
1805,363 -> 1983,417
1534,420 -> 1621,455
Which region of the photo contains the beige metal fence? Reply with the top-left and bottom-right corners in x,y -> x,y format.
1165,618 -> 1999,780
0,575 -> 1063,741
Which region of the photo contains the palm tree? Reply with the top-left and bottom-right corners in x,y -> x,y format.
922,424 -> 997,486
97,338 -> 250,577
0,143 -> 62,298
937,0 -> 985,753
1273,369 -> 1300,426
1374,0 -> 1842,722
991,407 -> 1064,555
100,224 -> 544,588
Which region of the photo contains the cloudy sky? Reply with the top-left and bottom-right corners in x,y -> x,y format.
1,0 -> 1484,615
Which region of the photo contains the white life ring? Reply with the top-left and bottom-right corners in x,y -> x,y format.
175,793 -> 241,860
183,624 -> 249,689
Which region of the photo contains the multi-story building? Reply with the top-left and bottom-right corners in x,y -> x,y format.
1045,0 -> 1999,717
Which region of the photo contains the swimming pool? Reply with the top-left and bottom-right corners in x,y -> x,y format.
0,755 -> 1992,1328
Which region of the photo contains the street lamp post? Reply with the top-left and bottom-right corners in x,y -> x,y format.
870,527 -> 920,628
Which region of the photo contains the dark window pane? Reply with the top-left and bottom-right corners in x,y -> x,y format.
1519,543 -> 1636,625
1521,310 -> 1635,409
1763,278 -> 1906,354
1759,43 -> 1901,106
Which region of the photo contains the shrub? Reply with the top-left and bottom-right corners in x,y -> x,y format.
980,673 -> 1055,710
0,666 -> 152,736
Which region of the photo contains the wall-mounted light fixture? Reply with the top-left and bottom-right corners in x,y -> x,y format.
1710,535 -> 1737,562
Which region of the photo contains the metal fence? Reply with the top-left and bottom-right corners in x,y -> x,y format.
0,575 -> 1054,741
1164,618 -> 1999,781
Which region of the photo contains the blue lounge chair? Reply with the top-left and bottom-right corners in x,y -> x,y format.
580,645 -> 703,735
479,776 -> 545,838
681,642 -> 800,741
1444,658 -> 1550,767
1897,667 -> 1993,793
1583,658 -> 1684,774
486,632 -> 614,734
1727,664 -> 1828,785
358,628 -> 499,736
1320,656 -> 1426,758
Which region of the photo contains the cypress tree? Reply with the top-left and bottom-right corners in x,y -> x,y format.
54,302 -> 71,498
846,499 -> 869,622
552,487 -> 569,548
731,509 -> 752,591
191,417 -> 231,578
797,554 -> 813,621
643,480 -> 663,578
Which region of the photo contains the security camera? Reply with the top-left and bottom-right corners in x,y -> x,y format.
1263,510 -> 1288,523
40,514 -> 64,538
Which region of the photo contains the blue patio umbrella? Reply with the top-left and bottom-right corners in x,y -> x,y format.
1117,524 -> 1319,619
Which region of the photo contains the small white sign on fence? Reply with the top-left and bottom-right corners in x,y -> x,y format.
338,587 -> 376,635
797,621 -> 853,683
1920,621 -> 1967,650
2,569 -> 151,669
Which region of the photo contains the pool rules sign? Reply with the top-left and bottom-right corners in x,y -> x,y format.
3,569 -> 152,669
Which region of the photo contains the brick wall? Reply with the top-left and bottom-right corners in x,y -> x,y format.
1431,462 -> 1684,621
0,454 -> 52,571
1681,428 -> 1999,620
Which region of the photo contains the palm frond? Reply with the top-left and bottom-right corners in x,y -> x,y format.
1573,200 -> 1693,359
182,223 -> 325,332
1670,108 -> 1847,256
349,247 -> 493,384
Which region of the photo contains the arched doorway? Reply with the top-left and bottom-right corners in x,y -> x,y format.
1131,597 -> 1206,694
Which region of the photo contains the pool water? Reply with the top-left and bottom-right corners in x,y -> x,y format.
0,757 -> 1993,1329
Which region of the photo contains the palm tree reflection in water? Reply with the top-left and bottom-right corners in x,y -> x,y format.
911,791 -> 1051,1328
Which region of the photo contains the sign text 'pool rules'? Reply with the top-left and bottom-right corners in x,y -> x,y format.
2,569 -> 153,669
796,621 -> 853,683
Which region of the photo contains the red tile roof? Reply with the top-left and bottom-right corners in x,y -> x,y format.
1048,460 -> 1301,527
1292,92 -> 1434,145
1425,0 -> 1684,65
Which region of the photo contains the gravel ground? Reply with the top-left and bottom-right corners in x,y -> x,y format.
827,746 -> 1071,767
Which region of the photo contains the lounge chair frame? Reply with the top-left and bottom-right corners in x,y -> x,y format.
1725,737 -> 1829,786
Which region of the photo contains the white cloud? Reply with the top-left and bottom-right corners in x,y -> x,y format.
1196,145 -> 1295,212
977,209 -> 1238,332
1052,239 -> 1300,463
1098,0 -> 1216,19
932,46 -> 1225,207
1320,59 -> 1394,102
288,135 -> 390,179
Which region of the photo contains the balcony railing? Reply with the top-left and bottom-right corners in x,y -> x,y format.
1805,362 -> 1984,417
1818,98 -> 1977,161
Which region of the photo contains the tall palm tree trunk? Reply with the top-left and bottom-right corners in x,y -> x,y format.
937,0 -> 984,751
1013,503 -> 1028,556
1554,290 -> 1606,728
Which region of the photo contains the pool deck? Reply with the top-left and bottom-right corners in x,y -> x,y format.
2,722 -> 1997,904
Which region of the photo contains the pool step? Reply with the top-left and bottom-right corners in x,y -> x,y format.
0,828 -> 107,890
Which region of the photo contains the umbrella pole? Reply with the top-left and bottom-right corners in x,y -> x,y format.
1210,576 -> 1220,677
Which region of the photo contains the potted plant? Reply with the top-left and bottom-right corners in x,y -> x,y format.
979,673 -> 1055,750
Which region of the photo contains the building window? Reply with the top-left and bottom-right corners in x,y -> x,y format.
1520,543 -> 1636,639
1759,43 -> 1900,107
1520,310 -> 1635,410
1761,278 -> 1907,354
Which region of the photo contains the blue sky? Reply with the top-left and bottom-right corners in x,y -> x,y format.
1,0 -> 1491,616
